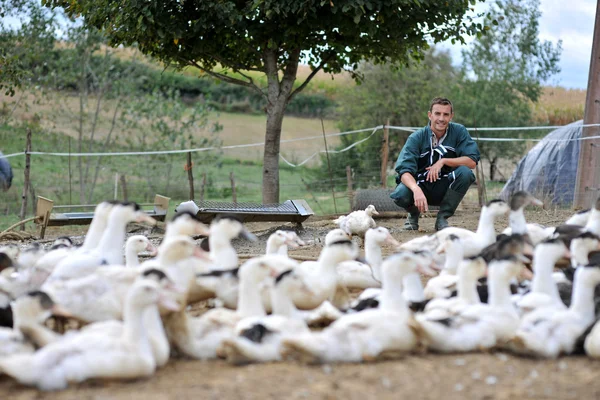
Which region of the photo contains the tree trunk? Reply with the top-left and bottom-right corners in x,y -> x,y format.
262,49 -> 300,204
489,156 -> 498,181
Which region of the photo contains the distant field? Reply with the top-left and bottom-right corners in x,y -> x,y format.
0,91 -> 340,164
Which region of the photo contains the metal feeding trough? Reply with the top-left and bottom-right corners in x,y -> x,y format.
192,199 -> 314,224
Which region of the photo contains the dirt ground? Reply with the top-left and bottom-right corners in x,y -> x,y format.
3,205 -> 599,399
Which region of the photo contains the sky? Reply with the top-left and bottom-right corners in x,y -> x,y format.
441,0 -> 597,89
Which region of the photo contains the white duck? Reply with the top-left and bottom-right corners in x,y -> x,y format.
399,199 -> 510,258
423,256 -> 488,317
280,252 -> 432,363
77,200 -> 117,252
0,291 -> 64,356
565,209 -> 591,226
423,234 -> 465,299
48,203 -> 157,281
15,243 -> 46,269
124,235 -> 157,267
164,254 -> 296,360
77,268 -> 181,368
333,204 -> 378,240
265,230 -> 306,256
218,269 -> 313,364
206,215 -> 258,269
515,238 -> 571,314
508,264 -> 600,358
41,235 -> 205,323
0,279 -> 179,391
336,227 -> 400,289
415,256 -> 526,353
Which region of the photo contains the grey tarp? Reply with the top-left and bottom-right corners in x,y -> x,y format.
0,152 -> 13,191
500,120 -> 582,205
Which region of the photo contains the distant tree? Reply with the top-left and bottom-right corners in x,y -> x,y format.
44,0 -> 490,203
0,0 -> 61,97
453,0 -> 562,180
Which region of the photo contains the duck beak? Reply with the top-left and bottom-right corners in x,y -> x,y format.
193,247 -> 212,261
520,266 -> 534,281
195,223 -> 210,236
385,234 -> 401,248
146,243 -> 158,257
165,281 -> 187,294
51,304 -> 74,318
159,293 -> 181,312
418,263 -> 438,277
529,197 -> 544,208
136,212 -> 157,226
240,229 -> 258,242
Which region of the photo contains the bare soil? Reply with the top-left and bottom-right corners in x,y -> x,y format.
3,206 -> 598,399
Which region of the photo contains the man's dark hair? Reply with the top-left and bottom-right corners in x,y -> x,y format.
429,97 -> 453,114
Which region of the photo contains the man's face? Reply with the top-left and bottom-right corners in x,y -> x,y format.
428,104 -> 453,136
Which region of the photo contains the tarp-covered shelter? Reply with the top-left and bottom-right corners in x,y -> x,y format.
500,120 -> 582,205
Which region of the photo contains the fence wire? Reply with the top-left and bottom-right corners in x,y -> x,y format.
0,124 -> 597,230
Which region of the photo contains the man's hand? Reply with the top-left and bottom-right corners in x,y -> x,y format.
425,159 -> 445,182
413,187 -> 428,213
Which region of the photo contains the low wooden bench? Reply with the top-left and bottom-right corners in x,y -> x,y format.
35,194 -> 170,238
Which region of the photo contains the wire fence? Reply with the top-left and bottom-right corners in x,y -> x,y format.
1,122 -> 599,231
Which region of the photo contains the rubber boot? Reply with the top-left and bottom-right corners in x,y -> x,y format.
435,188 -> 466,231
402,205 -> 420,231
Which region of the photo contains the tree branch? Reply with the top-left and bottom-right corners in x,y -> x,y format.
187,59 -> 266,100
288,52 -> 334,102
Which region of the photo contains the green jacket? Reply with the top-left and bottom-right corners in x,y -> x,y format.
394,122 -> 480,183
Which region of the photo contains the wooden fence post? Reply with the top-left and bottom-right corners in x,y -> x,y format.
120,174 -> 129,202
230,172 -> 237,203
381,120 -> 390,188
186,152 -> 195,201
200,172 -> 207,203
346,165 -> 354,210
19,128 -> 32,231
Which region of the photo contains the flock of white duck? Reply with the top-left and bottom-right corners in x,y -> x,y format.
0,193 -> 600,390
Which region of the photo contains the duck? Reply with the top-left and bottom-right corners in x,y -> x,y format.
415,255 -> 527,353
514,238 -> 571,314
218,269 -> 313,364
0,279 -> 179,391
423,234 -> 465,299
0,291 -> 64,356
124,235 -> 157,267
551,232 -> 600,309
206,214 -> 258,269
345,249 -> 438,313
546,197 -> 600,245
163,211 -> 210,240
265,230 -> 306,256
280,252 -> 432,363
423,256 -> 488,316
333,204 -> 378,240
48,202 -> 157,281
76,200 -> 118,253
41,235 -> 205,323
399,199 -> 510,258
565,209 -> 591,226
76,268 -> 181,367
507,263 -> 600,358
164,254 -> 295,360
336,227 -> 400,289
286,239 -> 359,310
15,243 -> 46,269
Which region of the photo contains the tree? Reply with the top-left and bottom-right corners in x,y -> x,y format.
44,0 -> 490,203
453,0 -> 561,180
